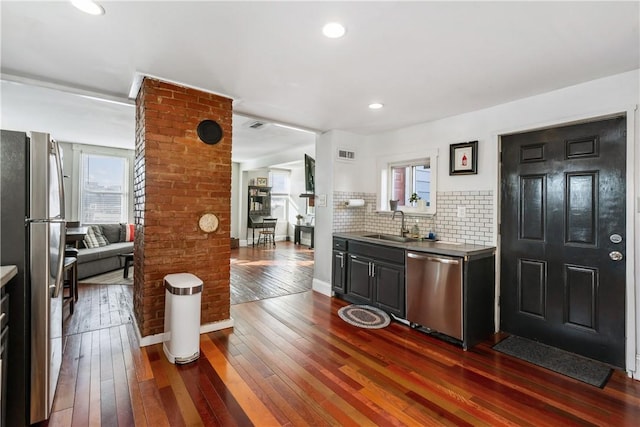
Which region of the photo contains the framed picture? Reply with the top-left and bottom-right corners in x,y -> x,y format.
449,141 -> 478,175
256,177 -> 268,186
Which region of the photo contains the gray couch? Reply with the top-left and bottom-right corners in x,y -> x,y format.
76,223 -> 134,280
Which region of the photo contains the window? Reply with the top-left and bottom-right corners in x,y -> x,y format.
269,170 -> 290,194
80,153 -> 129,224
268,170 -> 291,233
377,150 -> 437,214
390,161 -> 431,207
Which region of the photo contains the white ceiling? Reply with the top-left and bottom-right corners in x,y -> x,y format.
1,1 -> 638,162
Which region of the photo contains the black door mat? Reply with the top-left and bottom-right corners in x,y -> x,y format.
493,335 -> 613,388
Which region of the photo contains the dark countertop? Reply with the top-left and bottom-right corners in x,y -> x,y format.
1,265 -> 17,289
333,231 -> 495,259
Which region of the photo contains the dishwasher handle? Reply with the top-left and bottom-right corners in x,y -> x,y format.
407,252 -> 460,264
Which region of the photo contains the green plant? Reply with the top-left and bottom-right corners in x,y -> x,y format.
409,193 -> 420,203
295,214 -> 304,220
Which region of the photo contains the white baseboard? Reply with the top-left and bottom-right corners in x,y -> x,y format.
631,355 -> 640,380
200,317 -> 235,334
312,278 -> 332,296
138,330 -> 165,347
133,317 -> 235,348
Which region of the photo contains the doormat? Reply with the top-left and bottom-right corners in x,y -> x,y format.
493,335 -> 612,388
338,305 -> 390,329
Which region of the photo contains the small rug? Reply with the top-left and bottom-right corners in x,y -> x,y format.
338,305 -> 390,329
493,335 -> 612,388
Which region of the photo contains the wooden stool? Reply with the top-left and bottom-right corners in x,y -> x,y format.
63,256 -> 78,314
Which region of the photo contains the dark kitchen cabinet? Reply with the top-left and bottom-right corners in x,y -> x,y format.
374,260 -> 405,317
346,255 -> 374,303
332,234 -> 495,349
343,240 -> 405,318
331,238 -> 347,293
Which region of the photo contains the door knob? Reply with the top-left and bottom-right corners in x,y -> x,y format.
609,251 -> 624,261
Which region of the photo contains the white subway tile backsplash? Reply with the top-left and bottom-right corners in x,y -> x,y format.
332,190 -> 494,245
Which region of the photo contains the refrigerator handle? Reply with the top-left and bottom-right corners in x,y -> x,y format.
51,140 -> 65,220
51,140 -> 66,298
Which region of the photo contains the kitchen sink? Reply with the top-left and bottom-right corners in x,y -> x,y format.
363,233 -> 420,243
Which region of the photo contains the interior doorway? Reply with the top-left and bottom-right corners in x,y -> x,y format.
500,116 -> 627,368
230,241 -> 314,305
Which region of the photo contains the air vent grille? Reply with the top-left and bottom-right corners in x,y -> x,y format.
337,148 -> 355,161
249,121 -> 266,129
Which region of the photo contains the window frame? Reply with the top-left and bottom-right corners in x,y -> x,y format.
377,149 -> 438,215
79,152 -> 130,225
389,161 -> 432,208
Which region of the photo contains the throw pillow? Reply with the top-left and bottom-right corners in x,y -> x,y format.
83,225 -> 109,249
101,223 -> 121,244
120,223 -> 135,242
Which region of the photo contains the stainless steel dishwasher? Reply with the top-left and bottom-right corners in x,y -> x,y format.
406,252 -> 463,340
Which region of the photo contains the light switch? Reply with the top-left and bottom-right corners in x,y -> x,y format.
457,206 -> 466,218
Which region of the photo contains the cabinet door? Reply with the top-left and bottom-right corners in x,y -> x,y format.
374,261 -> 405,318
347,255 -> 373,304
331,251 -> 346,293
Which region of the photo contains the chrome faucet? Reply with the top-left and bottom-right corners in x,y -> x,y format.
392,210 -> 408,236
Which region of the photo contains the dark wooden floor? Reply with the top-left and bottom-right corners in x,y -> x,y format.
230,242 -> 314,305
43,245 -> 640,426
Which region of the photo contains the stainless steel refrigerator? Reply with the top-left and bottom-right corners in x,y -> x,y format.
0,130 -> 66,425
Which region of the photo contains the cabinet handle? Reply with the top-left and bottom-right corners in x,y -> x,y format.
371,263 -> 375,277
337,253 -> 344,268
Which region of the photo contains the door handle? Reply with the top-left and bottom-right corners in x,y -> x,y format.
609,251 -> 624,261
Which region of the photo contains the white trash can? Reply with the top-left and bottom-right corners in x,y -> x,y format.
163,273 -> 203,364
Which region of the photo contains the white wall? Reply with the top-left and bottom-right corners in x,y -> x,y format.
312,69 -> 640,373
332,133 -> 369,193
231,162 -> 240,238
368,70 -> 639,195
289,164 -> 306,216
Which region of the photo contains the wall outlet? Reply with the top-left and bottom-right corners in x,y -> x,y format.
457,206 -> 466,218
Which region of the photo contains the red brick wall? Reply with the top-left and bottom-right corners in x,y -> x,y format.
133,77 -> 232,337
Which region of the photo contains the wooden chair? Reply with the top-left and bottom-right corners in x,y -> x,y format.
258,218 -> 277,247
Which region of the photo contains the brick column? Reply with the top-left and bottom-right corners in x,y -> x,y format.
134,77 -> 232,337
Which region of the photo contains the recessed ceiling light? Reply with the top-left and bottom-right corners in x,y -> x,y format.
369,103 -> 384,110
322,22 -> 346,39
70,0 -> 105,16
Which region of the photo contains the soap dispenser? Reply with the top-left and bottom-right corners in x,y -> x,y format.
411,220 -> 420,238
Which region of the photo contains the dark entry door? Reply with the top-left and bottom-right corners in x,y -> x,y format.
500,116 -> 626,368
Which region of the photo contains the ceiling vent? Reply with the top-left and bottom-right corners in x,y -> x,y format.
246,120 -> 267,130
337,148 -> 355,161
